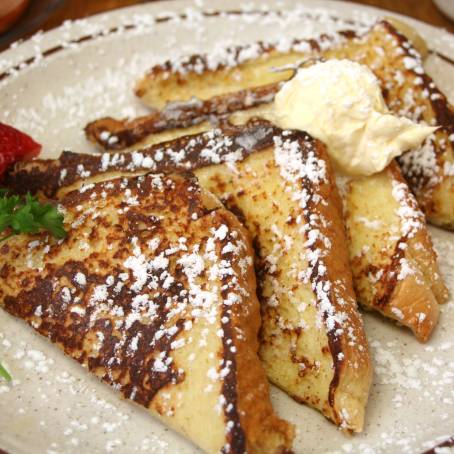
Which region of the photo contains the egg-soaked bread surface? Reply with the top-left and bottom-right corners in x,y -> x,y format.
0,172 -> 294,454
6,122 -> 373,432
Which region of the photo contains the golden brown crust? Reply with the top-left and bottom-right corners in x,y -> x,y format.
124,20 -> 454,229
0,172 -> 294,454
40,93 -> 449,344
386,165 -> 447,342
134,40 -> 312,108
357,21 -> 454,230
387,275 -> 439,343
345,162 -> 447,342
319,156 -> 372,430
85,84 -> 279,151
5,123 -> 372,432
383,17 -> 429,59
92,16 -> 451,343
223,209 -> 295,453
388,164 -> 448,306
15,71 -> 449,346
6,121 -> 279,198
84,20 -> 440,158
195,134 -> 371,432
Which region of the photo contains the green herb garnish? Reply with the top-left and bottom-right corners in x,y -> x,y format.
0,362 -> 11,382
0,190 -> 67,381
0,191 -> 66,242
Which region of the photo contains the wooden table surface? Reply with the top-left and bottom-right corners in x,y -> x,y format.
9,0 -> 454,42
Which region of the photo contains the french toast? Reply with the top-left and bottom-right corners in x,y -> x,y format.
0,172 -> 294,453
341,162 -> 447,342
86,82 -> 449,342
85,86 -> 278,152
6,122 -> 373,432
88,20 -> 454,229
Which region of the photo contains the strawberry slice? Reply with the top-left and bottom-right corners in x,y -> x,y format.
0,122 -> 42,177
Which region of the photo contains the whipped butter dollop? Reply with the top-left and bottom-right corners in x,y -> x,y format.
273,59 -> 436,176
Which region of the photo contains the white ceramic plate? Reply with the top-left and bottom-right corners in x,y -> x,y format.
0,1 -> 453,453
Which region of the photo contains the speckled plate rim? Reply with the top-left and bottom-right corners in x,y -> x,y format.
0,0 -> 453,86
0,1 -> 453,453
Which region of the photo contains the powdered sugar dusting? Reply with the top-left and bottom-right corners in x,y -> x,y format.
0,167 -> 261,453
391,178 -> 424,240
1,0 -> 453,452
273,134 -> 348,339
0,2 -> 377,156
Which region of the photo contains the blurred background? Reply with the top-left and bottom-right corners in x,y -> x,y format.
0,0 -> 453,51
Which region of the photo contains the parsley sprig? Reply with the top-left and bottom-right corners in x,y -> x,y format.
0,190 -> 67,381
0,362 -> 11,382
0,190 -> 66,242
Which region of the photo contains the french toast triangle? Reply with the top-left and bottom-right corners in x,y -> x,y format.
341,162 -> 447,342
6,122 -> 373,432
89,19 -> 454,229
86,65 -> 449,341
0,172 -> 295,454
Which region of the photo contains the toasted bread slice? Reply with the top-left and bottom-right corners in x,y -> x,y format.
136,115 -> 448,340
85,108 -> 448,341
320,22 -> 454,230
102,20 -> 454,229
342,162 -> 447,342
0,172 -> 294,453
6,123 -> 373,432
133,18 -> 427,109
85,85 -> 278,152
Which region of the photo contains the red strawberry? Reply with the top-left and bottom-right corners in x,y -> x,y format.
0,122 -> 42,176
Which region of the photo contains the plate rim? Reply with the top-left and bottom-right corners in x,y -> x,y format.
0,1 -> 453,453
0,0 -> 453,87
